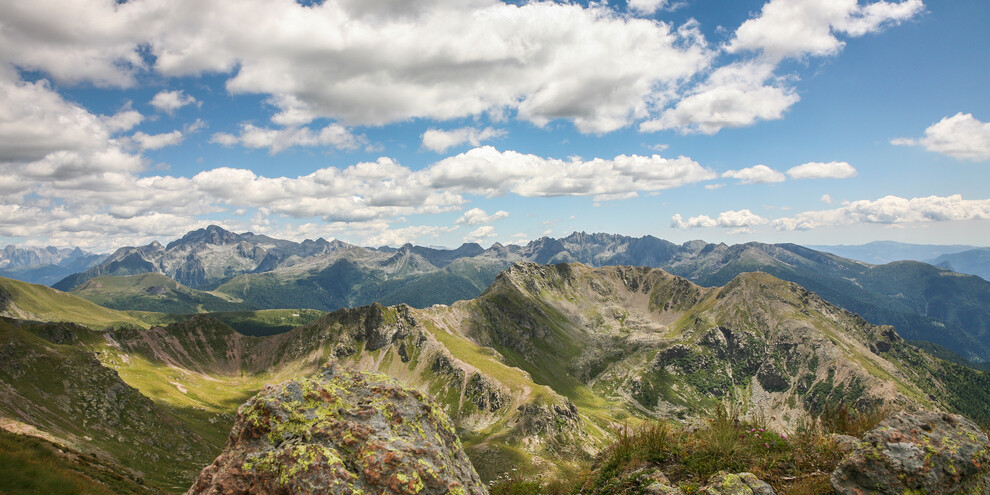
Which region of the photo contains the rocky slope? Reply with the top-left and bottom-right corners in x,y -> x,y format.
186,363 -> 487,495
7,262 -> 990,491
54,228 -> 990,364
0,318 -> 220,491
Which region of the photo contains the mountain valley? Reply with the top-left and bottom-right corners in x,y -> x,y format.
3,261 -> 990,492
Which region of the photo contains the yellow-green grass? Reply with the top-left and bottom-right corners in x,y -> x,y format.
0,276 -> 149,329
0,429 -> 153,495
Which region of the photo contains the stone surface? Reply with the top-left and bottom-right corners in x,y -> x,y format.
702,471 -> 775,495
186,363 -> 488,495
641,471 -> 685,494
831,411 -> 990,495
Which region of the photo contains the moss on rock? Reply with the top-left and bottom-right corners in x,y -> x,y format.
186,363 -> 487,494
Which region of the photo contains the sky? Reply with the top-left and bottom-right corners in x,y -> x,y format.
1,0 -> 989,252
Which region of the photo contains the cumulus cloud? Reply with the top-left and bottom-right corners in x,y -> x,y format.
627,0 -> 670,15
102,107 -> 144,132
422,127 -> 506,153
150,90 -> 199,114
671,209 -> 768,229
131,130 -> 184,151
211,123 -> 365,153
892,113 -> 990,162
0,0 -> 712,133
722,164 -> 786,184
456,208 -> 509,225
641,61 -> 799,134
0,77 -> 145,181
463,225 -> 497,243
727,0 -> 924,60
364,225 -> 458,248
774,194 -> 990,230
786,161 -> 857,179
425,146 -> 717,198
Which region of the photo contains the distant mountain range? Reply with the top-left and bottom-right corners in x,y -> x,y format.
807,241 -> 981,265
0,245 -> 105,286
928,248 -> 990,281
40,226 -> 990,363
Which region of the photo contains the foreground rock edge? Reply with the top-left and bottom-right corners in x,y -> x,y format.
186,362 -> 487,495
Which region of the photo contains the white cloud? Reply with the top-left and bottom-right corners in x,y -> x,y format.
705,184 -> 725,190
722,164 -> 786,184
425,146 -> 717,198
671,209 -> 768,228
727,0 -> 924,60
786,161 -> 857,179
892,113 -> 990,162
210,123 -> 365,153
4,0 -> 708,133
0,77 -> 145,181
102,107 -> 144,132
821,194 -> 833,205
641,61 -> 799,134
422,127 -> 506,153
150,90 -> 199,114
363,225 -> 458,248
774,194 -> 990,230
463,225 -> 497,243
131,130 -> 184,151
456,208 -> 509,225
628,0 -> 669,15
0,1 -> 147,86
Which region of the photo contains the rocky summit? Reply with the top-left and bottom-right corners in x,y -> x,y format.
186,363 -> 488,495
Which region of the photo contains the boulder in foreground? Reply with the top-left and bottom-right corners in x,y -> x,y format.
831,411 -> 990,494
186,363 -> 488,495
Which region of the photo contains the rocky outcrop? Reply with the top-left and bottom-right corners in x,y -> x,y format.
701,471 -> 775,495
831,411 -> 990,494
186,363 -> 487,495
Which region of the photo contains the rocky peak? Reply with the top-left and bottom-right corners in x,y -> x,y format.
168,225 -> 240,249
186,363 -> 488,495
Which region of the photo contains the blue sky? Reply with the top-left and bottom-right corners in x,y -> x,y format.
1,0 -> 989,251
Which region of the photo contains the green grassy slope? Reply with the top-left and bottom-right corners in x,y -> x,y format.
70,273 -> 251,314
0,276 -> 149,329
0,429 -> 157,495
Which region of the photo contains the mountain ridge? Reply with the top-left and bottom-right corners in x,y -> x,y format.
46,227 -> 990,363
4,263 -> 990,491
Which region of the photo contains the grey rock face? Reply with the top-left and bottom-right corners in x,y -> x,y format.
186,363 -> 488,495
831,411 -> 990,495
702,471 -> 775,495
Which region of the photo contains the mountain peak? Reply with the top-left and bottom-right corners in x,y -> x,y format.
168,225 -> 240,249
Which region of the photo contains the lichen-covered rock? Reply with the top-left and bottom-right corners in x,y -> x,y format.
186,363 -> 488,495
701,471 -> 775,495
830,411 -> 990,495
641,471 -> 685,495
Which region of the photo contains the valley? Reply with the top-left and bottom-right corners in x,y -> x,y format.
3,261 -> 990,492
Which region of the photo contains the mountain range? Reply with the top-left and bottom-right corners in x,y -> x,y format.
3,262 -> 990,492
0,245 -> 104,286
47,226 -> 990,364
807,241 -> 980,265
928,247 -> 990,281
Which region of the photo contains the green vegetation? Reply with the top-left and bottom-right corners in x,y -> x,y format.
492,403 -> 887,495
71,273 -> 251,314
0,276 -> 149,329
0,429 -> 155,495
